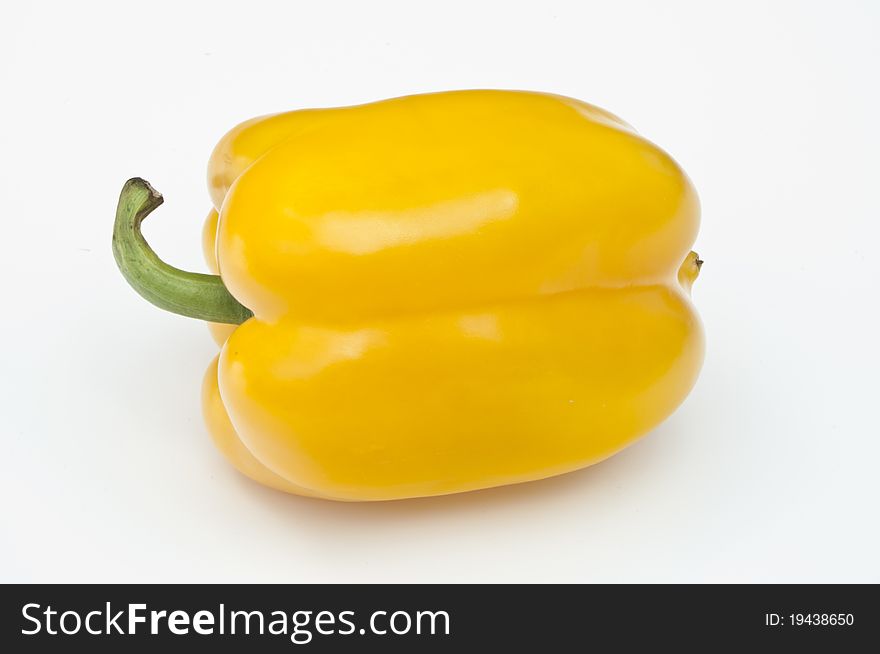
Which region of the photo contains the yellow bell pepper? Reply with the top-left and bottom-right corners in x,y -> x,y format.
113,90 -> 703,501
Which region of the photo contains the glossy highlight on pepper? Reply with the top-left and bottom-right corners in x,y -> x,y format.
114,90 -> 704,501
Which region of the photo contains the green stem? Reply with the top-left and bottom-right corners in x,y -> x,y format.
112,178 -> 253,324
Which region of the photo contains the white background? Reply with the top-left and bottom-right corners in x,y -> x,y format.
1,0 -> 878,583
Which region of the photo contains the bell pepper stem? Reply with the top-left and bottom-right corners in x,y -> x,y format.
112,178 -> 253,325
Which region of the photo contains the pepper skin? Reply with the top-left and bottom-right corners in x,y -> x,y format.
201,208 -> 237,345
118,90 -> 704,501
